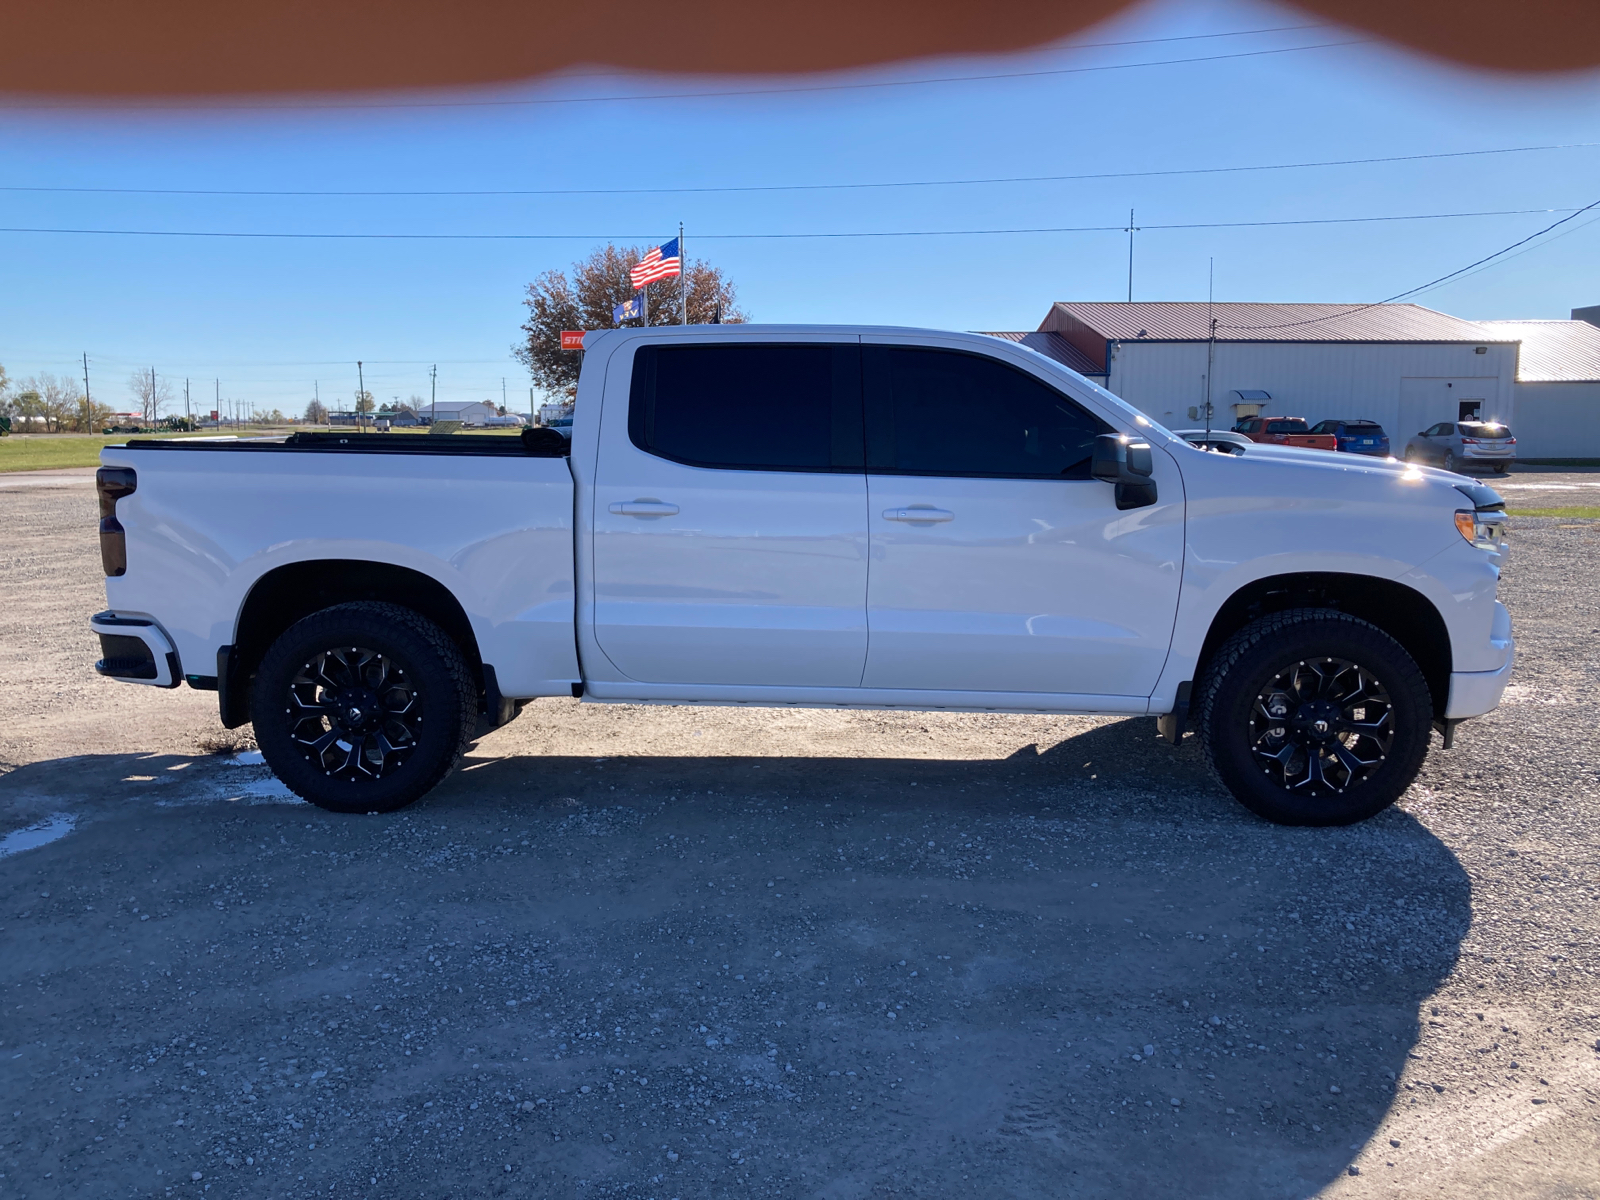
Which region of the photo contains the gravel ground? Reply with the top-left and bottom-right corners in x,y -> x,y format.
1,476 -> 1597,1200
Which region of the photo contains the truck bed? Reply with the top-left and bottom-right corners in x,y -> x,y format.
99,431 -> 582,702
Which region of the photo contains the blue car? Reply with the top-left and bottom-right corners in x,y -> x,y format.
1308,419 -> 1390,456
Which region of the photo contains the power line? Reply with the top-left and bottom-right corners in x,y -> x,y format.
0,207 -> 1577,243
1219,197 -> 1600,331
5,142 -> 1590,199
0,37 -> 1364,114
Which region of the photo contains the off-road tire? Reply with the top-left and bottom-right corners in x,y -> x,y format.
1195,608 -> 1433,826
252,602 -> 476,814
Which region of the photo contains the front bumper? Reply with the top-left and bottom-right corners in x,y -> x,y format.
1444,601 -> 1515,719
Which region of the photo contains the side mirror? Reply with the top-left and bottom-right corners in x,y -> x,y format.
1092,433 -> 1158,510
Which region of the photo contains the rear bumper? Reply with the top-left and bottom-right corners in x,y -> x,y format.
90,611 -> 181,688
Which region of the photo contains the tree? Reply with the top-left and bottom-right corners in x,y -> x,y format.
128,369 -> 174,424
11,373 -> 83,432
304,398 -> 329,424
513,244 -> 747,396
354,391 -> 375,415
76,395 -> 116,432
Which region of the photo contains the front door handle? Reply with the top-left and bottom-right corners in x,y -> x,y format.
609,500 -> 680,517
882,507 -> 954,523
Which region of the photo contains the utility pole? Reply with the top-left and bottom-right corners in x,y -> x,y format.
215,379 -> 220,428
430,364 -> 437,427
184,378 -> 191,426
680,221 -> 687,325
1204,257 -> 1216,441
357,361 -> 365,432
501,377 -> 506,413
81,354 -> 91,430
1125,208 -> 1138,303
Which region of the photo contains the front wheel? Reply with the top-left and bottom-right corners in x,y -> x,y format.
1195,609 -> 1434,826
1402,447 -> 1417,463
1492,463 -> 1508,475
252,602 -> 477,813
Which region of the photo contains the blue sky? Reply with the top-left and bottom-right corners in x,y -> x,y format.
2,0 -> 1598,416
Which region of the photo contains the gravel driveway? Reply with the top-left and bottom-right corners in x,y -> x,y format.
1,481 -> 1596,1199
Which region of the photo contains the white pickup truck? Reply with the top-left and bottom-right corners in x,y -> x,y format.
90,325 -> 1513,826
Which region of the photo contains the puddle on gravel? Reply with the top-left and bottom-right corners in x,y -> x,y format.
0,813 -> 77,859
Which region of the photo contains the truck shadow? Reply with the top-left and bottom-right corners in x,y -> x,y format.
0,725 -> 1470,1199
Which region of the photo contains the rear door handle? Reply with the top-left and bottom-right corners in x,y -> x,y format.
609,501 -> 680,517
882,507 -> 954,523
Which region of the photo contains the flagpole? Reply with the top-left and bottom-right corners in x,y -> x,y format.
641,282 -> 648,326
680,222 -> 687,325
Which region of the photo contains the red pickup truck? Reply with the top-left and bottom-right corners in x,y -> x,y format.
1234,416 -> 1338,452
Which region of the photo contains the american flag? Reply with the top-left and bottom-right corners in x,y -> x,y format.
629,237 -> 681,289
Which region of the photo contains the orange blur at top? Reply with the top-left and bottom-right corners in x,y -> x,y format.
0,0 -> 1596,101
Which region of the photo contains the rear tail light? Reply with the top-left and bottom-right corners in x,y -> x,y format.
95,467 -> 136,577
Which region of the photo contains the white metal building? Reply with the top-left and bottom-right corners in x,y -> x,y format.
1478,319 -> 1600,459
989,302 -> 1520,438
421,400 -> 499,426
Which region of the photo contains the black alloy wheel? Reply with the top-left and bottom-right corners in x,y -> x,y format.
1249,658 -> 1393,796
1196,608 -> 1433,826
287,646 -> 421,780
252,602 -> 476,813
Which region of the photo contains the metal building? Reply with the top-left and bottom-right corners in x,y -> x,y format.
988,302 -> 1519,437
1478,319 -> 1600,459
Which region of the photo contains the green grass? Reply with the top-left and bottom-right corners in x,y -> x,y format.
0,432 -> 259,472
1506,506 -> 1600,519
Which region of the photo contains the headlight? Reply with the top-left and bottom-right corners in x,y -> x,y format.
1455,508 -> 1506,550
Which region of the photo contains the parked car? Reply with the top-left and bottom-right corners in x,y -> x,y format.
90,325 -> 1513,828
1308,419 -> 1390,457
1171,429 -> 1251,455
1233,416 -> 1339,452
1403,421 -> 1515,474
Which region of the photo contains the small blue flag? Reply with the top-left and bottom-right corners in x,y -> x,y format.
613,296 -> 643,323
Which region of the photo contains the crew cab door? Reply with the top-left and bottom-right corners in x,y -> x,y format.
860,339 -> 1184,698
589,338 -> 869,687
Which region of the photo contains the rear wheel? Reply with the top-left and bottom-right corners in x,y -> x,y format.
1492,462 -> 1509,474
252,602 -> 476,813
1441,451 -> 1456,472
1195,609 -> 1433,826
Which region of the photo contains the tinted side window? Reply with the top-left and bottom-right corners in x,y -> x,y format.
863,347 -> 1108,479
1309,421 -> 1334,434
628,343 -> 863,471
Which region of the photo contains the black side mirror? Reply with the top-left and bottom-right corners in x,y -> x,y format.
1092,433 -> 1158,510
